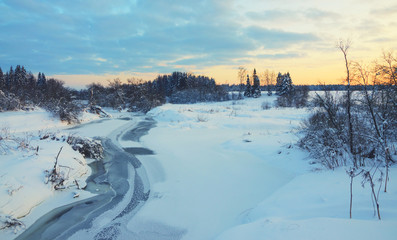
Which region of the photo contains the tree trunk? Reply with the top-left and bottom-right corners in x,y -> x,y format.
350,175 -> 353,219
339,40 -> 355,166
368,174 -> 381,220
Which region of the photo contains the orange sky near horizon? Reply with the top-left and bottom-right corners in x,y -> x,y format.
52,47 -> 388,89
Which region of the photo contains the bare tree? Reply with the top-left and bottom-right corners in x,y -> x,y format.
263,69 -> 275,96
382,51 -> 397,85
338,39 -> 357,167
237,66 -> 247,99
354,62 -> 395,192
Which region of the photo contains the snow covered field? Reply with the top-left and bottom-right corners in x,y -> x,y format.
131,95 -> 397,240
1,94 -> 397,239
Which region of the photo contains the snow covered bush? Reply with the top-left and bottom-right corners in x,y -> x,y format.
299,109 -> 348,169
300,88 -> 396,169
85,105 -> 111,118
261,101 -> 271,110
67,135 -> 104,160
0,215 -> 25,234
276,86 -> 309,108
169,88 -> 229,104
298,90 -> 377,169
0,90 -> 20,112
196,114 -> 208,122
0,128 -> 34,155
45,99 -> 82,124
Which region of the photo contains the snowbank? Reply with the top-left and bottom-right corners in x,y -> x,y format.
0,139 -> 89,219
0,108 -> 99,236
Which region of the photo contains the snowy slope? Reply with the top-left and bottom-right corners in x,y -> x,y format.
0,137 -> 90,218
0,109 -> 98,236
128,94 -> 397,240
0,107 -> 134,237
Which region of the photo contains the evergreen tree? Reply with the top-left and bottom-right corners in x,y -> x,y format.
275,72 -> 283,94
13,65 -> 28,95
37,72 -> 47,89
280,72 -> 294,95
37,72 -> 42,84
244,74 -> 252,97
26,72 -> 36,100
0,67 -> 4,90
251,68 -> 261,98
275,72 -> 294,96
5,66 -> 14,91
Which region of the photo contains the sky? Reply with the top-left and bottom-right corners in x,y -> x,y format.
0,0 -> 396,88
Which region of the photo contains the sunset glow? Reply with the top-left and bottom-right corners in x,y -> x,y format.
1,0 -> 396,87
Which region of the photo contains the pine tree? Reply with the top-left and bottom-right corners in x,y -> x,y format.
275,72 -> 283,95
244,74 -> 252,97
0,67 -> 4,90
275,72 -> 294,96
251,68 -> 261,98
37,72 -> 47,89
279,72 -> 294,95
13,65 -> 28,95
5,66 -> 14,91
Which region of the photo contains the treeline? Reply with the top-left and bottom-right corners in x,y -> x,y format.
224,83 -> 380,92
83,72 -> 229,112
0,65 -> 80,123
1,66 -> 230,120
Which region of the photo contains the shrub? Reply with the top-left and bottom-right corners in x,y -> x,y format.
0,90 -> 20,112
67,136 -> 104,160
261,101 -> 272,110
275,86 -> 309,108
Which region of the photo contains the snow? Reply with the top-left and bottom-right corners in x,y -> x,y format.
0,107 -> 135,237
128,95 -> 396,240
125,96 -> 311,239
228,168 -> 397,240
0,140 -> 89,218
0,108 -> 66,133
1,94 -> 397,239
216,217 -> 397,240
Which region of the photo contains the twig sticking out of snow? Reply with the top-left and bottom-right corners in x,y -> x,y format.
45,147 -> 67,190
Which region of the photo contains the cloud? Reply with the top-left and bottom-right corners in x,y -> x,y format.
255,53 -> 303,59
246,9 -> 299,22
304,8 -> 340,20
371,4 -> 397,16
246,8 -> 339,22
0,0 -> 319,76
244,26 -> 318,49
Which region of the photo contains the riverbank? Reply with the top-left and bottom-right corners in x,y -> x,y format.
1,109 -> 154,239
